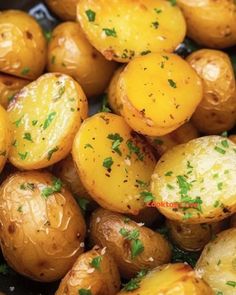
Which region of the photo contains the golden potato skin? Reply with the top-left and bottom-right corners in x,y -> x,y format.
167,220 -> 226,252
107,66 -> 125,115
196,228 -> 236,295
230,214 -> 236,227
72,112 -> 156,215
0,171 -> 86,282
45,0 -> 78,21
117,263 -> 214,295
89,208 -> 171,279
55,247 -> 120,295
117,53 -> 203,136
0,74 -> 29,109
77,0 -> 186,62
151,136 -> 236,223
0,105 -> 12,173
0,10 -> 47,80
47,22 -> 117,98
187,49 -> 236,134
177,0 -> 236,48
147,122 -> 199,156
8,73 -> 88,170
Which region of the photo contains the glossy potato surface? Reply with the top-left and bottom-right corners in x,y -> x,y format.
8,73 -> 88,170
0,74 -> 29,109
0,105 -> 12,173
177,0 -> 236,48
118,53 -> 203,136
151,136 -> 236,223
0,171 -> 86,282
55,247 -> 120,295
0,10 -> 47,80
196,228 -> 236,295
72,112 -> 156,215
77,0 -> 186,62
90,208 -> 171,278
187,49 -> 236,134
45,0 -> 79,21
47,22 -> 117,98
117,263 -> 213,295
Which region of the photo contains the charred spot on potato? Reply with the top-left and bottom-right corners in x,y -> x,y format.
26,31 -> 33,40
8,223 -> 16,234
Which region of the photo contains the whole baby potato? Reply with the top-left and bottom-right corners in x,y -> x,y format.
0,74 -> 29,109
77,0 -> 186,62
0,10 -> 47,80
47,22 -> 117,98
8,73 -> 88,170
72,112 -> 156,215
196,228 -> 236,295
0,105 -> 12,173
45,0 -> 79,21
187,49 -> 236,134
89,208 -> 171,279
177,0 -> 236,48
147,122 -> 199,156
55,247 -> 120,295
167,219 -> 227,252
117,263 -> 214,295
151,136 -> 236,223
0,171 -> 86,282
117,53 -> 203,136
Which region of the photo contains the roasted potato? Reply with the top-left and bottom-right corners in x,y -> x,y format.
8,73 -> 88,170
55,246 -> 120,295
117,53 -> 203,136
187,49 -> 236,134
107,66 -> 125,115
0,74 -> 29,109
0,10 -> 47,80
47,22 -> 117,98
167,219 -> 227,252
77,0 -> 186,62
45,0 -> 79,21
117,263 -> 214,295
147,122 -> 199,156
0,171 -> 86,282
0,105 -> 12,173
151,136 -> 236,223
72,112 -> 156,215
230,214 -> 236,228
177,0 -> 236,48
53,154 -> 96,209
89,208 -> 171,279
196,228 -> 236,295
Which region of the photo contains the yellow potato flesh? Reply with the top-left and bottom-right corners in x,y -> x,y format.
72,112 -> 156,215
8,73 -> 88,170
151,136 -> 236,223
118,53 -> 203,136
77,0 -> 186,62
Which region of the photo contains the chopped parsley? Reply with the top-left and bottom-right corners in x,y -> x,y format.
32,120 -> 38,126
214,200 -> 220,208
126,139 -> 144,161
103,157 -> 113,170
21,67 -> 30,75
152,21 -> 159,29
221,139 -> 229,148
140,191 -> 155,203
103,28 -> 117,37
84,144 -> 93,149
217,182 -> 223,191
13,115 -> 24,127
23,132 -> 33,142
165,171 -> 173,176
47,146 -> 59,160
183,212 -> 192,220
122,269 -> 148,291
17,205 -> 23,213
168,79 -> 177,88
18,152 -> 28,160
76,197 -> 90,212
107,133 -> 123,156
221,131 -> 228,137
119,228 -> 144,259
78,289 -> 92,295
43,112 -> 56,129
51,55 -> 56,64
85,9 -> 96,22
41,177 -> 62,198
20,183 -> 35,191
154,8 -> 162,14
90,256 -> 102,270
100,94 -> 111,113
54,86 -> 65,101
168,0 -> 177,6
214,146 -> 226,154
141,50 -> 151,56
153,138 -> 163,145
0,264 -> 9,275
226,281 -> 236,287
135,179 -> 149,188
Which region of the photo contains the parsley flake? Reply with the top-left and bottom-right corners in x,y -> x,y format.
85,9 -> 96,22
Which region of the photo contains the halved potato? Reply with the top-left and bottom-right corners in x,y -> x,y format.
0,10 -> 47,80
117,263 -> 213,295
117,53 -> 203,136
72,112 -> 156,215
8,73 -> 88,170
196,228 -> 236,295
47,22 -> 117,98
55,247 -> 120,295
45,0 -> 79,21
90,208 -> 171,279
151,136 -> 236,223
0,105 -> 12,173
0,171 -> 86,282
77,0 -> 186,62
0,74 -> 29,109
